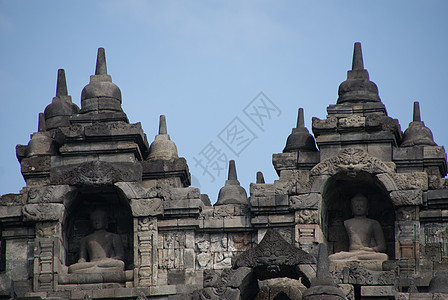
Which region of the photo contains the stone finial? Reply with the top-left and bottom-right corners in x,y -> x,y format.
314,243 -> 335,286
38,113 -> 46,132
352,42 -> 364,70
256,171 -> 265,184
302,243 -> 347,299
283,108 -> 318,153
43,69 -> 80,130
228,160 -> 237,181
95,47 -> 107,75
413,101 -> 421,122
80,48 -> 123,114
159,115 -> 167,134
337,42 -> 381,104
148,115 -> 179,160
215,160 -> 248,206
26,130 -> 57,157
401,101 -> 437,147
56,69 -> 68,97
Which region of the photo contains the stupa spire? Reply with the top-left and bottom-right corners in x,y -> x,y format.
297,108 -> 305,128
413,101 -> 421,122
95,47 -> 107,75
216,160 -> 248,206
159,115 -> 167,134
148,115 -> 179,160
283,108 -> 317,153
401,101 -> 437,147
256,171 -> 265,184
56,69 -> 68,97
337,42 -> 381,104
352,42 -> 364,70
80,47 -> 124,116
43,69 -> 80,130
302,243 -> 347,299
228,160 -> 237,181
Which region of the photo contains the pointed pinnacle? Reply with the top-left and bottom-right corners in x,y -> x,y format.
413,101 -> 421,122
352,42 -> 364,70
159,115 -> 167,134
256,171 -> 265,184
316,243 -> 331,280
95,48 -> 107,75
228,160 -> 237,181
296,108 -> 305,128
38,113 -> 46,132
56,69 -> 68,97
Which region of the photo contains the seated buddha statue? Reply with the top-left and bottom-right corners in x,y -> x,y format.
328,193 -> 388,270
68,208 -> 125,274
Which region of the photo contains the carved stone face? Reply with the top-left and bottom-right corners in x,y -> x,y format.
90,209 -> 108,230
351,194 -> 368,217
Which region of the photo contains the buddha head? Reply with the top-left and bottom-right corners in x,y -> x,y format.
351,193 -> 368,217
90,209 -> 108,231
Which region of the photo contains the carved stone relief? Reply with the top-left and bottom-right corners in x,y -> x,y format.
311,148 -> 395,176
136,217 -> 157,286
233,228 -> 315,280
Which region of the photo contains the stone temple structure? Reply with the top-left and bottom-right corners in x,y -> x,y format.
1,43 -> 448,299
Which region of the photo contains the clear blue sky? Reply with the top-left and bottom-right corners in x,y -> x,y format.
1,1 -> 447,202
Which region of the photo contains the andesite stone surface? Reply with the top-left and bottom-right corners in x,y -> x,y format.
1,43 -> 448,299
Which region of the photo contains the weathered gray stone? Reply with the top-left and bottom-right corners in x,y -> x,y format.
361,285 -> 396,297
272,152 -> 298,172
50,161 -> 142,185
0,206 -> 22,219
376,173 -> 398,192
148,115 -> 179,160
167,270 -> 186,285
216,160 -> 248,206
115,181 -> 149,199
167,187 -> 201,200
395,221 -> 419,241
290,193 -> 321,210
26,185 -> 76,204
339,115 -> 366,128
0,274 -> 12,297
429,271 -> 448,293
426,189 -> 448,207
390,190 -> 423,206
22,203 -> 64,221
5,240 -> 29,281
131,198 -> 163,216
312,116 -> 338,133
311,148 -> 395,176
283,108 -> 318,153
391,172 -> 428,190
250,183 -> 275,197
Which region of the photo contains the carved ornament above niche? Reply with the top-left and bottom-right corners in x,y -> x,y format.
311,148 -> 395,176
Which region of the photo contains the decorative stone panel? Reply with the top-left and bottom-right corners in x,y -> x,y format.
23,204 -> 64,222
391,172 -> 428,190
396,241 -> 419,259
310,148 -> 395,176
135,217 -> 158,286
130,198 -> 163,217
290,193 -> 321,210
390,190 -> 423,206
34,238 -> 56,291
295,224 -> 324,243
50,161 -> 142,185
26,185 -> 76,204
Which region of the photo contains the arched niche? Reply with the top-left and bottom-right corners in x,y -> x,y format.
322,171 -> 396,258
233,229 -> 316,299
63,186 -> 133,269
